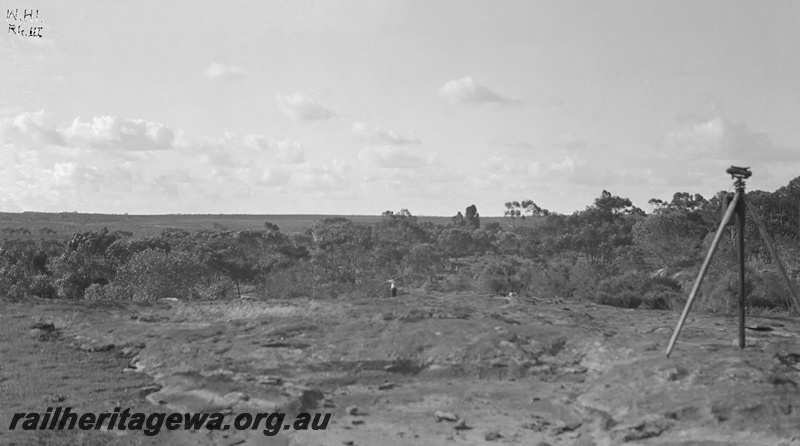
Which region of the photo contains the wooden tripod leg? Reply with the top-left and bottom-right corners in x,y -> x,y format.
666,191 -> 740,357
736,197 -> 746,349
744,199 -> 800,314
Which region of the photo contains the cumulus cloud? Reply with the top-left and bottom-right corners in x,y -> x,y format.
1,111 -> 66,146
205,62 -> 248,81
290,164 -> 350,191
549,156 -> 576,172
240,135 -> 306,164
0,111 -> 346,212
358,146 -> 429,168
439,77 -> 522,107
352,122 -> 420,146
275,93 -> 335,120
664,116 -> 799,162
64,116 -> 176,152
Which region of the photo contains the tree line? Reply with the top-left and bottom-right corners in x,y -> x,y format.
3,176 -> 800,313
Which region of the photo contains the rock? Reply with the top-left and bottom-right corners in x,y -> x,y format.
454,419 -> 471,430
378,381 -> 395,390
30,322 -> 56,332
80,342 -> 115,353
257,375 -> 282,385
30,328 -> 50,338
41,393 -> 66,403
346,406 -> 359,415
485,431 -> 503,441
609,416 -> 672,442
323,398 -> 336,408
118,346 -> 140,358
434,411 -> 459,422
351,419 -> 365,425
551,421 -> 582,435
138,384 -> 162,397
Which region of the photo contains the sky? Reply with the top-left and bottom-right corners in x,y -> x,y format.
2,1 -> 800,216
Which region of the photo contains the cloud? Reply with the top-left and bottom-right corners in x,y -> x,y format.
663,116 -> 799,162
275,93 -> 335,120
64,116 -> 176,152
551,134 -> 588,151
290,164 -> 350,191
358,146 -> 429,168
1,111 -> 66,146
240,135 -> 306,164
549,156 -> 576,173
205,62 -> 248,81
0,111 -> 350,212
481,156 -> 532,175
438,77 -> 522,107
352,122 -> 420,145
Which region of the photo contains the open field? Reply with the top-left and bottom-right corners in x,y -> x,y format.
2,292 -> 799,445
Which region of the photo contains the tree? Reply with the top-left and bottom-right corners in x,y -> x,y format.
56,228 -> 120,299
465,204 -> 481,229
404,243 -> 441,282
437,227 -> 474,258
111,249 -> 202,301
309,219 -> 376,284
374,209 -> 430,273
504,200 -> 550,228
632,206 -> 708,269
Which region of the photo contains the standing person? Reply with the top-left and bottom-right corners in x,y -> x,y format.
390,280 -> 397,297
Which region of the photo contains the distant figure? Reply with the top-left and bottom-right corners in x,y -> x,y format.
390,280 -> 397,297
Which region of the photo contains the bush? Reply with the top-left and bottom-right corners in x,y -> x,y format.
595,271 -> 684,309
28,275 -> 57,299
755,271 -> 796,310
83,283 -> 110,301
111,249 -> 202,301
641,284 -> 683,310
257,263 -> 314,299
193,278 -> 235,300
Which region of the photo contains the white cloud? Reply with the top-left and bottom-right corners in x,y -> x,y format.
481,156 -> 532,175
552,134 -> 588,150
290,165 -> 350,191
439,77 -> 522,107
64,116 -> 176,152
358,146 -> 429,168
1,111 -> 65,146
0,111 -> 347,212
352,122 -> 420,145
663,116 -> 799,162
206,62 -> 248,81
241,135 -> 306,164
548,156 -> 576,172
275,93 -> 335,120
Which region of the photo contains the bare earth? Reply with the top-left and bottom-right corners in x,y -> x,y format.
2,292 -> 799,446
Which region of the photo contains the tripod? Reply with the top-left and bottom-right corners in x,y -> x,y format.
665,166 -> 800,357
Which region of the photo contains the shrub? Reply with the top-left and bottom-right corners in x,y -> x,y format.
193,278 -> 235,300
83,283 -> 110,301
111,249 -> 202,301
641,284 -> 683,310
595,271 -> 684,309
28,275 -> 57,299
257,263 -> 314,300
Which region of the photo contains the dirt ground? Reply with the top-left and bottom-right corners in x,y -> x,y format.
2,292 -> 799,445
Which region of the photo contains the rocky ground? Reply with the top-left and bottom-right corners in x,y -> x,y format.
1,291 -> 799,445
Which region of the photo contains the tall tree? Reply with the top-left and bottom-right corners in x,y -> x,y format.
465,204 -> 481,229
